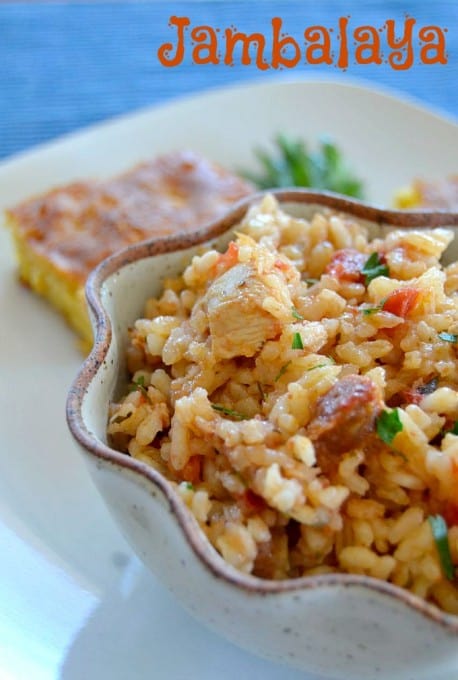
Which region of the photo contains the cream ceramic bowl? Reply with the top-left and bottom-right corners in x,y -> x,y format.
67,190 -> 458,680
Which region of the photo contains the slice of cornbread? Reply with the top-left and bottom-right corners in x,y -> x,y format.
395,176 -> 458,210
6,151 -> 253,351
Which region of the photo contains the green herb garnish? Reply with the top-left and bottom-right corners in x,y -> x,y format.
429,515 -> 455,581
305,278 -> 319,286
306,363 -> 327,372
306,356 -> 335,372
274,361 -> 291,382
442,421 -> 458,437
211,404 -> 249,420
292,332 -> 304,350
128,375 -> 148,396
361,253 -> 389,286
438,332 -> 458,343
376,408 -> 403,446
362,305 -> 382,316
185,482 -> 194,490
242,134 -> 365,198
257,381 -> 267,402
291,306 -> 304,321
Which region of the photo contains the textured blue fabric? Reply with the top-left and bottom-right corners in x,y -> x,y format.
1,1 -> 457,160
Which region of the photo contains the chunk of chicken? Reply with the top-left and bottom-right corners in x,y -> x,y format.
307,374 -> 383,476
204,263 -> 284,359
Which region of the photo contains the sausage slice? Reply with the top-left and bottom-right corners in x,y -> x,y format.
307,374 -> 382,475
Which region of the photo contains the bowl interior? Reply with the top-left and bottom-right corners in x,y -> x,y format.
82,192 -> 458,459
67,192 -> 458,640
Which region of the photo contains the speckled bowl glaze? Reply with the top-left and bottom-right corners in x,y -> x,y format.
67,190 -> 458,680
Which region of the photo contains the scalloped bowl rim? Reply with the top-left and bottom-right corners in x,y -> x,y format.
66,188 -> 458,634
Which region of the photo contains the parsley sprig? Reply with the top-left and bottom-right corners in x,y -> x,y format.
242,135 -> 365,198
376,408 -> 403,446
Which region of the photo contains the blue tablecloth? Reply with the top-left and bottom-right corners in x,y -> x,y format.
1,1 -> 457,160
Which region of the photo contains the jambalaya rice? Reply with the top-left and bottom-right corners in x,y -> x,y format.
108,195 -> 458,614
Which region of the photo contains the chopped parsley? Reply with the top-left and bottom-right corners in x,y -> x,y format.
306,363 -> 327,372
305,278 -> 319,286
211,404 -> 249,420
128,375 -> 148,396
429,515 -> 455,581
376,408 -> 403,446
274,361 -> 291,382
361,253 -> 389,286
185,482 -> 194,491
291,332 -> 304,350
362,305 -> 382,316
438,332 -> 458,343
257,381 -> 267,402
442,421 -> 458,437
291,306 -> 304,321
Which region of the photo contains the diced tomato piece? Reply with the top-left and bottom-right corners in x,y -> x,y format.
443,503 -> 458,528
382,287 -> 421,318
401,388 -> 423,406
214,242 -> 239,275
275,259 -> 290,272
181,456 -> 202,485
239,489 -> 266,515
325,249 -> 367,282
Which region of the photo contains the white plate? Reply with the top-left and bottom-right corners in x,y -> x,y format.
0,76 -> 457,680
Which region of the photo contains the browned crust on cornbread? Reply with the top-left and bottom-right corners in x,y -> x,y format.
7,150 -> 254,285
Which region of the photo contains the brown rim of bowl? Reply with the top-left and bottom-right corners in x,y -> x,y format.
66,188 -> 458,633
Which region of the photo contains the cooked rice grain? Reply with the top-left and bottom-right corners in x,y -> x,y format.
108,196 -> 458,614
